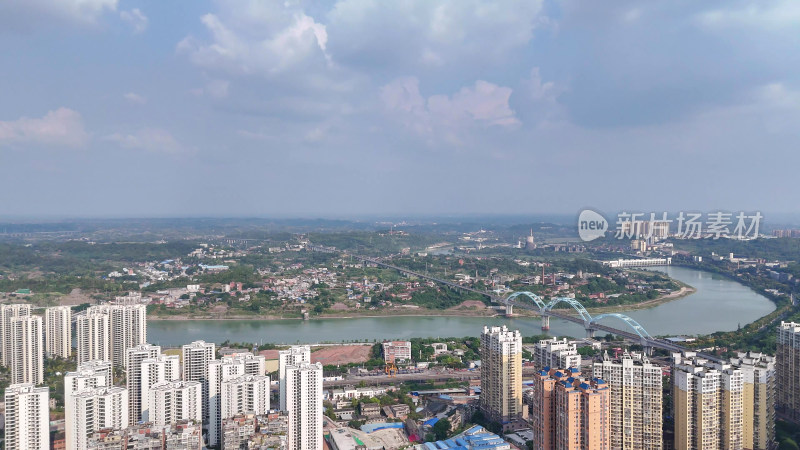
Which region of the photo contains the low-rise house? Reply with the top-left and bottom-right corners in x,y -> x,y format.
360,402 -> 382,418
383,403 -> 411,419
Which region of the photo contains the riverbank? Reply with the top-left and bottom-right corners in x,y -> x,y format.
147,285 -> 696,321
146,266 -> 775,345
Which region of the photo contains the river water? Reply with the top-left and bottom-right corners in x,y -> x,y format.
147,266 -> 775,346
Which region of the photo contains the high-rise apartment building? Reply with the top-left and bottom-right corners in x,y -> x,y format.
286,362 -> 323,450
10,315 -> 44,385
534,337 -> 581,370
672,352 -> 744,450
68,386 -> 128,450
0,304 -> 31,367
4,384 -> 49,450
220,374 -> 271,422
67,360 -> 113,388
208,357 -> 246,447
76,308 -> 111,363
64,360 -> 113,449
592,352 -> 662,449
730,351 -> 776,449
777,321 -> 800,423
182,340 -> 216,423
207,353 -> 267,447
125,344 -> 162,424
45,305 -> 72,359
108,304 -> 147,366
140,354 -> 181,423
279,345 -> 311,411
147,381 -> 203,427
529,368 -> 611,450
479,325 -> 523,426
76,304 -> 146,367
237,351 -> 267,376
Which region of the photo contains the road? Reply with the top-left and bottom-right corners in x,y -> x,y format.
323,367 -> 542,388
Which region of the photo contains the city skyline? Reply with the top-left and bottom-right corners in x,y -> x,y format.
1,1 -> 799,217
0,1 -> 798,447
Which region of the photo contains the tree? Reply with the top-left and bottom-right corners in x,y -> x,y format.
433,418 -> 451,441
780,439 -> 800,450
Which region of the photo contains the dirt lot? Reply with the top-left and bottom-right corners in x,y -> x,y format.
311,344 -> 373,365
447,300 -> 487,310
59,288 -> 97,306
259,344 -> 373,366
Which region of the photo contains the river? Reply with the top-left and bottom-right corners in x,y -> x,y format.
147,266 -> 775,346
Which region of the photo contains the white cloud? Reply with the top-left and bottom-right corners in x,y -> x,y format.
527,67 -> 564,102
205,80 -> 229,99
190,80 -> 230,99
177,0 -> 329,76
429,81 -> 519,127
328,0 -> 546,69
381,77 -> 519,140
120,8 -> 148,34
0,0 -> 117,26
698,1 -> 800,30
755,83 -> 800,108
0,108 -> 89,148
105,129 -> 189,154
123,92 -> 147,105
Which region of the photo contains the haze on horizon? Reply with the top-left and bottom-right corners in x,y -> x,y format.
0,0 -> 798,218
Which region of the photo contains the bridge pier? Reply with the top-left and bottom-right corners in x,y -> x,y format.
505,304 -> 513,316
586,328 -> 596,338
541,315 -> 550,331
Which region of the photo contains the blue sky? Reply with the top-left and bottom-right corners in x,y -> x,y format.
0,0 -> 798,218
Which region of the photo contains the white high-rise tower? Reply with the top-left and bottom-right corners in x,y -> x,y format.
69,386 -> 129,450
4,384 -> 49,450
479,325 -> 523,424
207,353 -> 266,447
125,344 -> 162,424
286,362 -> 323,450
140,354 -> 181,422
64,360 -> 113,449
76,304 -> 147,367
279,345 -> 310,410
148,380 -> 203,426
0,304 -> 31,367
10,315 -> 44,385
76,309 -> 111,363
182,340 -> 216,423
45,306 -> 72,359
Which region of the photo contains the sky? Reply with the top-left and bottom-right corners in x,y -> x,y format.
0,0 -> 798,218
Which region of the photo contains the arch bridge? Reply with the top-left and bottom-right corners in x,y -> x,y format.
502,291 -> 656,352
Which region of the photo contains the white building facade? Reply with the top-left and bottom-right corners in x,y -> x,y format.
125,344 -> 162,425
64,360 -> 113,449
68,386 -> 129,450
140,354 -> 181,423
147,381 -> 203,427
286,362 -> 323,450
0,304 -> 31,367
4,384 -> 49,450
182,340 -> 216,423
279,345 -> 311,411
45,305 -> 72,359
10,315 -> 44,385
